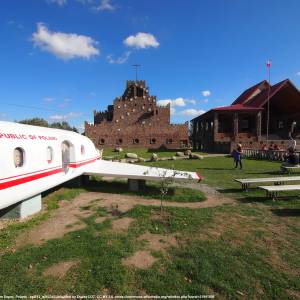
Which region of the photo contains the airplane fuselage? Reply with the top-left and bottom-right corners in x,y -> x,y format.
0,121 -> 100,210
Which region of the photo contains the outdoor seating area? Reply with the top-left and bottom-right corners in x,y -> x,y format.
280,164 -> 300,174
235,176 -> 300,191
235,175 -> 300,200
258,184 -> 300,200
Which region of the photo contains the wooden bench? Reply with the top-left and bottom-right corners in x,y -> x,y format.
258,184 -> 300,200
235,176 -> 300,191
281,165 -> 300,174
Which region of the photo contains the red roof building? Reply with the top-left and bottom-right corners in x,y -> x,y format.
190,79 -> 300,152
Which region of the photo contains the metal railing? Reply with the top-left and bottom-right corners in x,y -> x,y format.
242,148 -> 300,161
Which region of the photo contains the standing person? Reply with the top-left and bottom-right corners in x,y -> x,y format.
233,143 -> 243,169
288,136 -> 296,152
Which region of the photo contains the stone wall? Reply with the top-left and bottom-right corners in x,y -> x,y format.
85,80 -> 189,149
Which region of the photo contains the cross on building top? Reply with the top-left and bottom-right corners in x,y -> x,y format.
132,64 -> 141,81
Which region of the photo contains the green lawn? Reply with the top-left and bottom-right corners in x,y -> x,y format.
102,147 -> 207,160
145,156 -> 300,207
0,157 -> 299,299
85,177 -> 206,203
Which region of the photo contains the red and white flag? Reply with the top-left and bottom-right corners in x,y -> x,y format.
266,59 -> 272,68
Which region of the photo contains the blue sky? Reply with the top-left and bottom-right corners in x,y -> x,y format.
1,0 -> 300,131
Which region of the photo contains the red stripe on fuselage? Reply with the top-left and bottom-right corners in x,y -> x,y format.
0,168 -> 63,190
0,165 -> 61,182
69,157 -> 99,168
0,156 -> 100,190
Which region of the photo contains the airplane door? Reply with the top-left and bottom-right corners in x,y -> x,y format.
62,141 -> 70,173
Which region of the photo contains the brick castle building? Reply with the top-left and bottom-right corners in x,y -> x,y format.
85,80 -> 189,149
191,79 -> 300,153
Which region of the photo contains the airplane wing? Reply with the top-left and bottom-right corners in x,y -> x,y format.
83,160 -> 202,182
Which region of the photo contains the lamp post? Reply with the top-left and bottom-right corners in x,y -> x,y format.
266,59 -> 272,144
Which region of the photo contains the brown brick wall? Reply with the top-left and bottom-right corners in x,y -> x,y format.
85,80 -> 189,149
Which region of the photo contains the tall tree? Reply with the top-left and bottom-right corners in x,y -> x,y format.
50,121 -> 78,133
18,118 -> 49,127
18,118 -> 78,133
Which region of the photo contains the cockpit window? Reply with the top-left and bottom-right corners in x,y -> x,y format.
14,147 -> 25,168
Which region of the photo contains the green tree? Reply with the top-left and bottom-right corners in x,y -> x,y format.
144,166 -> 192,212
50,121 -> 78,133
18,118 -> 78,133
18,118 -> 49,127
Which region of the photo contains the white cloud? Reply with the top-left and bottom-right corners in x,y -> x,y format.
157,97 -> 196,108
124,32 -> 159,49
107,51 -> 131,64
47,0 -> 67,6
7,20 -> 24,29
170,107 -> 176,115
202,90 -> 211,97
76,0 -> 95,4
75,123 -> 85,133
176,109 -> 205,117
49,112 -> 82,121
94,0 -> 116,11
43,97 -> 55,103
203,99 -> 209,103
32,23 -> 100,60
158,98 -> 184,107
58,98 -> 72,108
186,99 -> 196,105
296,71 -> 300,76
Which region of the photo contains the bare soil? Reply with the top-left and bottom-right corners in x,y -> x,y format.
15,193 -> 98,247
95,216 -> 106,224
122,250 -> 157,269
43,259 -> 80,278
137,231 -> 178,251
13,189 -> 232,248
111,217 -> 134,232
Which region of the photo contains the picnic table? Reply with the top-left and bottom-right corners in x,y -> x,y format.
235,176 -> 300,191
281,165 -> 300,174
258,184 -> 300,200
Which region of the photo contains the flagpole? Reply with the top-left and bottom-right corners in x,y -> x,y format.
266,60 -> 271,144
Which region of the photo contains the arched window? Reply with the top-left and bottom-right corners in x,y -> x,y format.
99,138 -> 105,145
47,146 -> 54,163
133,138 -> 139,144
166,138 -> 173,144
150,138 -> 156,144
81,145 -> 85,155
14,147 -> 25,168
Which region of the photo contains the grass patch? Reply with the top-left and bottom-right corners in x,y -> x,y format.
102,147 -> 207,160
125,205 -> 213,236
0,188 -> 83,251
85,179 -> 206,202
144,157 -> 300,207
0,157 -> 299,298
43,188 -> 84,210
136,239 -> 295,299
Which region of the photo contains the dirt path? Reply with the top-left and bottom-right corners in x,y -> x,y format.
12,189 -> 233,248
88,191 -> 233,213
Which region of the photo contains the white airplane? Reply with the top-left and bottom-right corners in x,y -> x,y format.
0,121 -> 202,218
